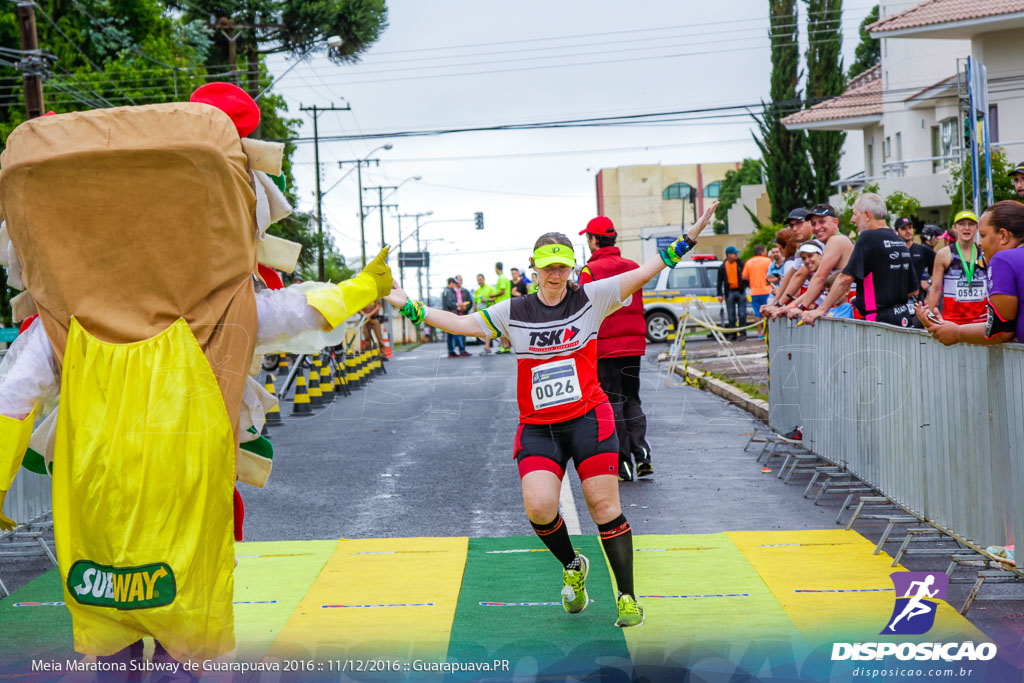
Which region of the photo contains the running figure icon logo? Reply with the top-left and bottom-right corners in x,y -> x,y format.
882,571 -> 949,635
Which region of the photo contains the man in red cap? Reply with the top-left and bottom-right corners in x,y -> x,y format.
577,216 -> 652,481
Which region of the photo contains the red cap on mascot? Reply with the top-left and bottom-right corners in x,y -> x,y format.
190,82 -> 261,138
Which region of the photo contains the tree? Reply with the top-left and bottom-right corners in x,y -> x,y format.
0,1 -> 369,324
713,159 -> 764,233
848,5 -> 880,80
837,182 -> 921,236
741,221 -> 786,260
0,0 -> 216,325
753,0 -> 812,223
170,0 -> 389,102
804,0 -> 846,204
945,148 -> 1019,220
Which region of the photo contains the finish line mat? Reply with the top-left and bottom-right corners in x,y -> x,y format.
0,531 -> 997,680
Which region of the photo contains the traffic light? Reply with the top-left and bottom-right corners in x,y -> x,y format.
474,211 -> 484,230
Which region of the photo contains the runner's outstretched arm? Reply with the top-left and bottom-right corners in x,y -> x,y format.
618,202 -> 718,300
384,283 -> 488,338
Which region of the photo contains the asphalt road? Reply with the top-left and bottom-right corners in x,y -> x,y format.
240,341 -> 837,542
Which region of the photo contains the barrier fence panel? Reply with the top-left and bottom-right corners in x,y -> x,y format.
3,471 -> 50,524
768,317 -> 1023,569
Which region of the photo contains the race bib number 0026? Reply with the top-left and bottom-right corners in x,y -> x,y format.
531,358 -> 583,410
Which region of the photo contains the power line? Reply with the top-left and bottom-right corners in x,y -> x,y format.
32,2 -> 136,105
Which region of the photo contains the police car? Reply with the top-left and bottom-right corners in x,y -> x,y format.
641,254 -> 725,343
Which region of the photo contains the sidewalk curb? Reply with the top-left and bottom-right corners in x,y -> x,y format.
673,365 -> 769,422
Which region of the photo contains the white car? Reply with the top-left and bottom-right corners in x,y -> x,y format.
641,256 -> 728,343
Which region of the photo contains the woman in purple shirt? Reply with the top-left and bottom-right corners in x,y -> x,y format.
918,201 -> 1024,344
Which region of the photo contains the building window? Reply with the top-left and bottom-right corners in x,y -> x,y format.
703,180 -> 722,198
988,104 -> 999,143
662,182 -> 694,200
932,118 -> 955,172
866,142 -> 874,177
884,136 -> 891,159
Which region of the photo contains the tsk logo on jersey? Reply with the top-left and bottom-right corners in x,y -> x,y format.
883,571 -> 947,635
529,325 -> 581,349
68,560 -> 176,610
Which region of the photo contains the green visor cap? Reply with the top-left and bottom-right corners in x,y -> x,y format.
533,244 -> 576,269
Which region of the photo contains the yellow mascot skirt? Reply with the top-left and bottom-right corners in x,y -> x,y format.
53,318 -> 236,662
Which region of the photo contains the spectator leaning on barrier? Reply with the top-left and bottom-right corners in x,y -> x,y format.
801,192 -> 920,328
742,244 -> 772,327
894,217 -> 935,301
765,208 -> 813,311
924,210 -> 987,325
780,204 -> 854,319
918,201 -> 1024,345
1010,161 -> 1024,200
578,216 -> 653,482
794,242 -> 826,307
717,246 -> 749,340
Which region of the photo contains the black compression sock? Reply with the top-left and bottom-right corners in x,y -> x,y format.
598,514 -> 634,597
530,515 -> 578,568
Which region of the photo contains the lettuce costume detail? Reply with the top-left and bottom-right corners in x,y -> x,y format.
0,86 -> 392,662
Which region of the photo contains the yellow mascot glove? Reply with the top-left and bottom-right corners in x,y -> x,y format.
0,490 -> 14,532
305,247 -> 394,329
363,246 -> 394,298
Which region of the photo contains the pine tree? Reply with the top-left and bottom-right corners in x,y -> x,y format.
848,5 -> 880,80
804,0 -> 846,204
753,0 -> 813,223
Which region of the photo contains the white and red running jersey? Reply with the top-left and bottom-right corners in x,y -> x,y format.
942,247 -> 987,324
474,276 -> 626,425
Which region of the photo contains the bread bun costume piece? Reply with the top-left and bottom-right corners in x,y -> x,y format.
0,84 -> 392,662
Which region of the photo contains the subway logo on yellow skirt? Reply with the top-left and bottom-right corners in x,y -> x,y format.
68,561 -> 176,610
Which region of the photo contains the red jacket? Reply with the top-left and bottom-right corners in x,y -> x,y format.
578,246 -> 647,358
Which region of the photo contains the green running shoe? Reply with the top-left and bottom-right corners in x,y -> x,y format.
615,593 -> 645,627
561,553 -> 589,614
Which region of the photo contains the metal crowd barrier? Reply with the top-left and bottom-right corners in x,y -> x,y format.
768,317 -> 1024,569
3,471 -> 50,524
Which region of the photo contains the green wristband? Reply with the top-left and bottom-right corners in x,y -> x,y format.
400,299 -> 426,325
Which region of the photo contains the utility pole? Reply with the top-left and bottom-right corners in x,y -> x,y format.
300,103 -> 350,281
15,2 -> 46,119
364,185 -> 397,250
337,158 -> 384,267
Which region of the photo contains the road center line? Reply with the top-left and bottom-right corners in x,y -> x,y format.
559,476 -> 582,535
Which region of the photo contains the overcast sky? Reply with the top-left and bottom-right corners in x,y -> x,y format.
266,0 -> 900,300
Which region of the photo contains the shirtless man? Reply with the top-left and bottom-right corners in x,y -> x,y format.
782,204 -> 854,318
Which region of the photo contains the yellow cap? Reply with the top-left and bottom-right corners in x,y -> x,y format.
532,244 -> 576,269
952,210 -> 978,225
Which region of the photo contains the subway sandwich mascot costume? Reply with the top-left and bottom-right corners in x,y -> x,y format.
0,84 -> 392,664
